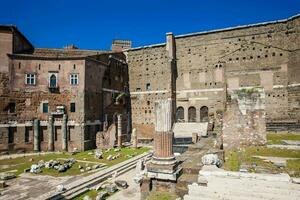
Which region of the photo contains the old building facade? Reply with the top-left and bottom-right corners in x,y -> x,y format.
126,14 -> 300,139
0,25 -> 129,152
1,14 -> 300,152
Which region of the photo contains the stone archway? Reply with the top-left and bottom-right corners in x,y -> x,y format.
188,106 -> 196,122
176,107 -> 184,122
200,106 -> 208,122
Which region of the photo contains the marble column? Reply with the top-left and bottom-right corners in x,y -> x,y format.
48,115 -> 54,151
117,114 -> 122,147
147,99 -> 180,181
62,114 -> 68,151
33,119 -> 40,152
153,100 -> 174,159
132,128 -> 137,148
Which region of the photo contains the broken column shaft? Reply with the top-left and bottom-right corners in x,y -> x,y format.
33,119 -> 40,152
132,128 -> 137,148
146,99 -> 180,181
153,99 -> 175,161
48,115 -> 54,151
62,114 -> 68,151
117,114 -> 122,147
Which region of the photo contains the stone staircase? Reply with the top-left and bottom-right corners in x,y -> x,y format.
173,122 -> 208,138
266,122 -> 300,131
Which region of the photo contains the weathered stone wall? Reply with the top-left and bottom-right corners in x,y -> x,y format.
126,45 -> 170,138
222,88 -> 266,149
0,32 -> 13,73
127,15 -> 300,139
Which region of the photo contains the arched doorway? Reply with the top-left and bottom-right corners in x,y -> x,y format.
200,106 -> 208,122
188,106 -> 196,122
176,107 -> 184,122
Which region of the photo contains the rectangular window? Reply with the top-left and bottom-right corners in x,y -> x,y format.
25,127 -> 31,143
25,73 -> 36,85
40,127 -> 44,142
8,127 -> 15,144
8,103 -> 16,113
84,125 -> 90,140
68,126 -> 75,141
70,103 -> 76,112
70,74 -> 79,85
136,88 -> 141,91
146,83 -> 151,91
0,132 -> 3,144
42,103 -> 48,113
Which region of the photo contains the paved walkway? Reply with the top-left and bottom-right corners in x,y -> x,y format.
0,173 -> 81,200
108,168 -> 140,200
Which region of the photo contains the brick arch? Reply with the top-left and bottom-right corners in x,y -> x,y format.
188,106 -> 196,122
200,106 -> 209,122
176,106 -> 184,122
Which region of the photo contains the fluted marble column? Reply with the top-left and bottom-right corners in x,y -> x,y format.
117,114 -> 122,147
153,100 -> 174,160
62,114 -> 68,151
132,128 -> 137,148
33,119 -> 40,152
48,115 -> 54,151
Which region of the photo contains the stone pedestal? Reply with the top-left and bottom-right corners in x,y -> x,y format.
62,114 -> 68,151
140,177 -> 151,200
33,119 -> 40,152
48,115 -> 54,151
117,114 -> 122,147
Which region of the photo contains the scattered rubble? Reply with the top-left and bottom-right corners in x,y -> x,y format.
29,158 -> 77,174
56,184 -> 65,192
93,164 -> 100,169
30,164 -> 42,174
0,181 -> 7,188
83,195 -> 92,200
96,191 -> 108,200
201,154 -> 222,167
0,172 -> 16,180
95,150 -> 103,159
105,183 -> 117,193
107,155 -> 113,161
114,180 -> 128,189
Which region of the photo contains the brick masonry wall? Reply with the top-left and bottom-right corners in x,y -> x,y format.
222,89 -> 266,149
127,16 -> 300,139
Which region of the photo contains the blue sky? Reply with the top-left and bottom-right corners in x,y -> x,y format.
1,0 -> 300,50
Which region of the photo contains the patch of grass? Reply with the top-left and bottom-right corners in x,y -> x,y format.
246,146 -> 300,158
286,159 -> 300,178
224,146 -> 300,175
267,132 -> 300,144
223,150 -> 240,171
0,147 -> 149,177
73,189 -> 100,200
147,191 -> 178,200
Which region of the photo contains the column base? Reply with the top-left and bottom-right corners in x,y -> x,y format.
147,157 -> 182,181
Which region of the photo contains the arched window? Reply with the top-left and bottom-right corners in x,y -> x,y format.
176,107 -> 184,122
200,106 -> 209,122
188,106 -> 196,122
50,74 -> 57,88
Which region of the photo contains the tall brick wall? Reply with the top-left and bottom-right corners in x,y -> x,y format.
127,15 -> 300,139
